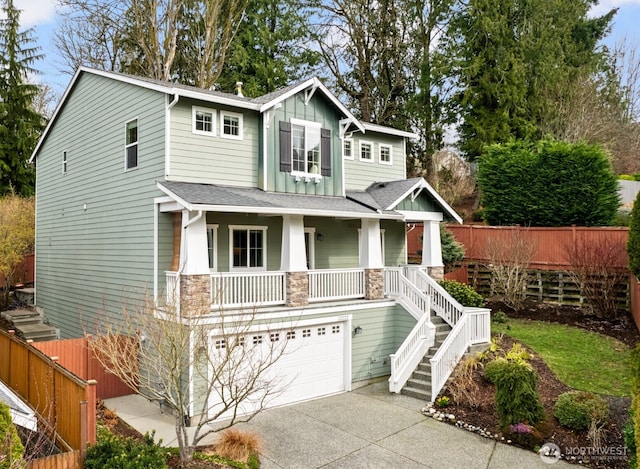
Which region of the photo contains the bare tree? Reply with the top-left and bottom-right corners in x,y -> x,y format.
88,291 -> 292,463
425,149 -> 475,206
563,236 -> 628,318
485,229 -> 536,310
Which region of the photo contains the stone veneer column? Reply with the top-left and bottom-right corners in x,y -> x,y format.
179,274 -> 211,315
365,268 -> 385,300
427,266 -> 444,281
286,271 -> 309,307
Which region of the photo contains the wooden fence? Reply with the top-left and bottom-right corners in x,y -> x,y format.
0,253 -> 34,287
33,336 -> 137,400
0,330 -> 96,453
26,450 -> 82,469
630,274 -> 640,331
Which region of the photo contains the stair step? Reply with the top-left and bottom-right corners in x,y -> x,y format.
401,385 -> 431,401
15,323 -> 59,342
2,309 -> 40,323
406,376 -> 431,389
411,369 -> 431,381
14,288 -> 35,306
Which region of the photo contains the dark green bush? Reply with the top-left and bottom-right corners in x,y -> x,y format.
440,224 -> 465,266
85,428 -> 168,469
438,279 -> 483,307
0,401 -> 24,469
484,358 -> 545,427
554,391 -> 609,430
629,191 -> 640,278
478,139 -> 620,226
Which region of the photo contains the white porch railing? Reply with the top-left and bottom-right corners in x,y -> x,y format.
384,267 -> 402,297
211,272 -> 286,308
389,304 -> 435,393
308,268 -> 365,302
429,307 -> 491,401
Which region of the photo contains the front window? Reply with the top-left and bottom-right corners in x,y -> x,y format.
193,107 -> 215,135
221,111 -> 243,140
291,118 -> 321,175
230,226 -> 267,270
125,118 -> 138,170
343,139 -> 353,159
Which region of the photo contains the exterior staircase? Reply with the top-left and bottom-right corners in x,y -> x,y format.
400,315 -> 452,401
1,289 -> 59,342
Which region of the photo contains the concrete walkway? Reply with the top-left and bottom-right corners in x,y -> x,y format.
105,381 -> 572,468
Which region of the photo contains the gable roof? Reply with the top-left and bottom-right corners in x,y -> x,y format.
347,177 -> 462,223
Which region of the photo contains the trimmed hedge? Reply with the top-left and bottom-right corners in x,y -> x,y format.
85,428 -> 168,469
478,139 -> 620,226
629,191 -> 640,277
554,391 -> 609,430
439,280 -> 483,307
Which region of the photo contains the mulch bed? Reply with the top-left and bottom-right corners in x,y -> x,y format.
437,299 -> 637,469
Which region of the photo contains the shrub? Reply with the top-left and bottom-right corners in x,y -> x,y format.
435,396 -> 451,408
491,311 -> 509,324
447,354 -> 483,408
484,358 -> 545,427
0,402 -> 24,469
502,422 -> 544,449
478,139 -> 620,227
624,408 -> 637,469
504,343 -> 530,364
554,391 -> 609,431
215,429 -> 262,464
84,428 -> 168,469
438,280 -> 483,307
440,224 -> 465,267
629,191 -> 640,278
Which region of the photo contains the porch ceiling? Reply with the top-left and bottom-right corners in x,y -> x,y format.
157,181 -> 403,219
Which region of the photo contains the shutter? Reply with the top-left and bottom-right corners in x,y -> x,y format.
279,121 -> 292,172
321,128 -> 331,176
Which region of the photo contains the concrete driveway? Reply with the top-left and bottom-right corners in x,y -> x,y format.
106,381 -> 573,469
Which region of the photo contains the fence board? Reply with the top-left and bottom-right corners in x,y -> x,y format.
33,336 -> 136,399
0,253 -> 34,287
26,450 -> 82,469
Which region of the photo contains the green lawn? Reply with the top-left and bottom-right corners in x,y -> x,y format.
493,319 -> 632,396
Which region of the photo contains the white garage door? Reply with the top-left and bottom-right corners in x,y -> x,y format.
207,318 -> 348,420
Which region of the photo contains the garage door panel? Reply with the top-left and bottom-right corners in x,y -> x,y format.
208,320 -> 346,419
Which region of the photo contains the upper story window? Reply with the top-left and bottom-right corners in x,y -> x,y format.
360,141 -> 373,162
192,106 -> 215,136
220,111 -> 243,140
229,225 -> 267,270
279,120 -> 331,178
125,118 -> 138,170
343,139 -> 353,160
379,144 -> 393,165
62,151 -> 68,174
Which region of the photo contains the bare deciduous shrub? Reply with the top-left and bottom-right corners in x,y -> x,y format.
485,229 -> 536,310
563,236 -> 627,318
425,150 -> 476,206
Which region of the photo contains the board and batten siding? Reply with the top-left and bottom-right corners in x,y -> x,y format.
263,93 -> 344,196
344,133 -> 406,191
168,98 -> 258,187
35,73 -> 167,338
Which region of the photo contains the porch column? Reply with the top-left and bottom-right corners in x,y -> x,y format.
422,220 -> 444,280
178,210 -> 211,314
281,215 -> 309,307
360,219 -> 384,300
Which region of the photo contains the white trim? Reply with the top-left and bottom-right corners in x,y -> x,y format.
359,141 -> 374,162
290,118 -> 323,178
192,106 -> 216,136
398,210 -> 444,222
385,179 -> 462,224
357,227 -> 386,266
207,224 -> 219,271
220,110 -> 243,140
378,143 -> 393,165
154,200 -> 159,303
361,122 -> 418,139
290,117 -> 322,129
124,117 -> 139,171
228,225 -> 268,271
343,138 -> 354,160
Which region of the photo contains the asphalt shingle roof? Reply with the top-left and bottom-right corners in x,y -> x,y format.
363,178 -> 423,210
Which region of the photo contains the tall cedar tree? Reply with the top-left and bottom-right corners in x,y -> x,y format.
628,190 -> 640,278
449,0 -> 615,160
216,0 -> 320,96
0,0 -> 44,196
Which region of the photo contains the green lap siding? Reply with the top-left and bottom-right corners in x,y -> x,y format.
344,133 -> 406,191
34,73 -> 167,338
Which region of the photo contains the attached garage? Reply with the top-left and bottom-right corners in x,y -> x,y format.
207,316 -> 351,420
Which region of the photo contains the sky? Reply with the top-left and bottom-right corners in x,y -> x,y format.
10,0 -> 640,101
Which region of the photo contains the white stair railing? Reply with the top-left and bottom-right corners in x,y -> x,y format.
415,269 -> 464,326
389,305 -> 435,393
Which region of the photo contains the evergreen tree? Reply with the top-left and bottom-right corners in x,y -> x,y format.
628,191 -> 640,278
448,0 -> 616,160
216,0 -> 320,96
0,0 -> 44,196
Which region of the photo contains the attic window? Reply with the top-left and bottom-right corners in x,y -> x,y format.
125,118 -> 138,170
